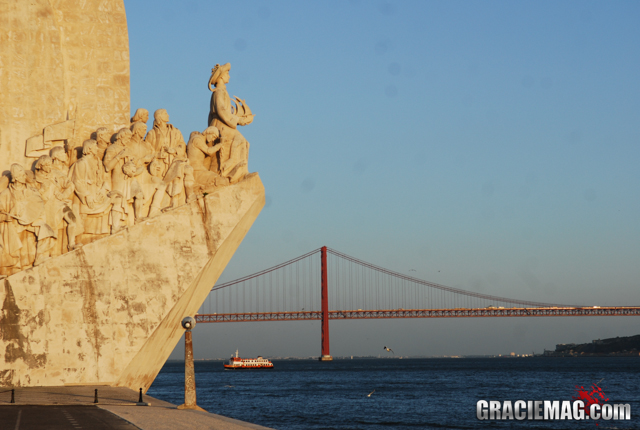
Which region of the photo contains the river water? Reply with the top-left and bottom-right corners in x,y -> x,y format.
147,357 -> 639,429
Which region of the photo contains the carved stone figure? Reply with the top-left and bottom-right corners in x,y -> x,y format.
145,109 -> 187,177
122,160 -> 146,222
34,155 -> 78,253
208,63 -> 253,184
0,164 -> 56,275
95,127 -> 112,163
129,122 -> 168,219
50,146 -> 70,176
131,108 -> 149,125
163,159 -> 195,210
104,128 -> 141,232
208,63 -> 255,131
149,158 -> 165,179
187,127 -> 228,189
138,158 -> 168,217
219,134 -> 250,184
69,140 -> 111,242
51,146 -> 77,250
129,122 -> 155,166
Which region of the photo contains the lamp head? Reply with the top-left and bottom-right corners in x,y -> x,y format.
181,316 -> 196,331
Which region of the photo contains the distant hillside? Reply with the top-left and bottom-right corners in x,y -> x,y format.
543,334 -> 640,357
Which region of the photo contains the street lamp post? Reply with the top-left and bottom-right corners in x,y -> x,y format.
177,316 -> 206,411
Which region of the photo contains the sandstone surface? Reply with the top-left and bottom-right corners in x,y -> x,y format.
0,174 -> 264,390
0,0 -> 130,168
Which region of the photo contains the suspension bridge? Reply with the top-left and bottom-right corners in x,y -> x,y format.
196,247 -> 640,360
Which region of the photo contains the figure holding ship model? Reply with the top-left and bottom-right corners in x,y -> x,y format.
208,63 -> 254,184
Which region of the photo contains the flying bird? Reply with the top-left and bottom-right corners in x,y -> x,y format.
367,389 -> 376,397
383,346 -> 394,354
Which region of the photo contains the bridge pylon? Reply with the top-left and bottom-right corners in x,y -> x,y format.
319,246 -> 333,361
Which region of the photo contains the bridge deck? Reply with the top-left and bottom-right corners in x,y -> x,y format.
195,307 -> 640,323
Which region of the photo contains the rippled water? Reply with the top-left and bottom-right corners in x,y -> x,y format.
148,357 -> 640,429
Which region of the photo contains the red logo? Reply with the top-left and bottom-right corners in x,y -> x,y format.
572,381 -> 609,424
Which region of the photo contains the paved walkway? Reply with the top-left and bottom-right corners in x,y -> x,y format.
0,386 -> 273,430
0,405 -> 139,430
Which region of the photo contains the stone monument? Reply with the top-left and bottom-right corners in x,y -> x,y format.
0,1 -> 264,392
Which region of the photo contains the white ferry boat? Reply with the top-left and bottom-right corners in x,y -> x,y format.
224,350 -> 274,369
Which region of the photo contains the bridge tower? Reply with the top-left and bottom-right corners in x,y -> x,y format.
319,246 -> 333,361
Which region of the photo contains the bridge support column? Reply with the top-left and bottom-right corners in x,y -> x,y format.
320,246 -> 333,361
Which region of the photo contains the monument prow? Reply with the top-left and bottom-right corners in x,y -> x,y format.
0,0 -> 263,391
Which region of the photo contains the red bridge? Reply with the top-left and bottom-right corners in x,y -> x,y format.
196,247 -> 640,360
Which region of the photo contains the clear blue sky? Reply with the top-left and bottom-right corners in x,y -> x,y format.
125,1 -> 640,359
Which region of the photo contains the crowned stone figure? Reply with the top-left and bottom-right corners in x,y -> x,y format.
208,63 -> 254,184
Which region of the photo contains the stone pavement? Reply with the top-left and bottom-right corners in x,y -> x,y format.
0,405 -> 139,429
0,386 -> 273,429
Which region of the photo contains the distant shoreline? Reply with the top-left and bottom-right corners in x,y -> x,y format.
542,334 -> 640,357
165,354 -> 639,362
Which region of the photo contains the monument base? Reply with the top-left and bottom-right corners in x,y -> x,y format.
178,404 -> 207,412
